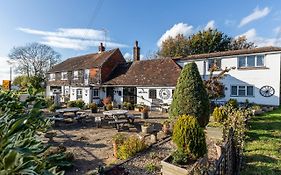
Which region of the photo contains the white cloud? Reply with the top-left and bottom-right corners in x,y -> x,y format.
204,20 -> 215,30
239,7 -> 270,27
236,28 -> 281,47
157,23 -> 193,47
123,52 -> 132,59
18,27 -> 128,50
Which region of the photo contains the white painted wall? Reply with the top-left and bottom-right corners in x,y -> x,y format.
137,87 -> 174,106
177,52 -> 281,106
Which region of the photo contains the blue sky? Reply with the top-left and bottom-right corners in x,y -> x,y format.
1,0 -> 281,81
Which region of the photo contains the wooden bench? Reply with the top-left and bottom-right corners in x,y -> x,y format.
108,120 -> 129,131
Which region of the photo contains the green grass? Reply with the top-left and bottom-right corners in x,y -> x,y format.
241,108 -> 281,175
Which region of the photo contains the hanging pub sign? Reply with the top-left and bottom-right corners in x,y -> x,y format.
2,80 -> 11,91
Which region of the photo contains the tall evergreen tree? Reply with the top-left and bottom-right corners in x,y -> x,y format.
169,62 -> 210,127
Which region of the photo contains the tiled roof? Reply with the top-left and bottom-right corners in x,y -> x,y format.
174,46 -> 281,60
49,49 -> 119,72
104,58 -> 182,87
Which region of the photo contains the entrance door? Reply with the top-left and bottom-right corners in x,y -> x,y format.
123,87 -> 137,104
106,87 -> 114,101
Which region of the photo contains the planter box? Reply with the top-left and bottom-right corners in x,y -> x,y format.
141,125 -> 154,134
161,155 -> 189,175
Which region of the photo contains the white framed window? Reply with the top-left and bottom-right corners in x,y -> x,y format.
73,71 -> 79,80
93,89 -> 99,97
231,85 -> 254,97
208,58 -> 221,70
49,73 -> 56,81
238,55 -> 265,68
61,72 -> 68,80
76,89 -> 82,99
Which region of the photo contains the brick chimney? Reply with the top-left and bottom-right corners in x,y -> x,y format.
98,43 -> 105,53
133,40 -> 140,61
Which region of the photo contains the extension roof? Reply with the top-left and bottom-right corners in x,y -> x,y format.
104,58 -> 181,87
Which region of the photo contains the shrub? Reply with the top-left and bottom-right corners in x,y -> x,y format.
106,103 -> 113,110
67,100 -> 85,109
49,104 -> 60,112
171,149 -> 189,165
75,100 -> 85,109
172,115 -> 207,159
226,99 -> 238,108
117,136 -> 147,160
145,163 -> 158,173
169,62 -> 210,127
212,107 -> 227,123
44,97 -> 54,108
88,103 -> 97,109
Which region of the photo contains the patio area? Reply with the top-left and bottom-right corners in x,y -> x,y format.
43,110 -> 170,175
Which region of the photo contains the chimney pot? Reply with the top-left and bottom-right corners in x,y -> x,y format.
133,40 -> 140,61
98,43 -> 105,53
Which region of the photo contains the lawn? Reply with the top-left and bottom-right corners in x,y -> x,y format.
241,108 -> 281,175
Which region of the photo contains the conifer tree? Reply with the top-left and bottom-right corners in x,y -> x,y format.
169,62 -> 210,127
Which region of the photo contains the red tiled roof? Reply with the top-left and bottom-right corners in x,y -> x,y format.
49,49 -> 119,72
104,58 -> 182,87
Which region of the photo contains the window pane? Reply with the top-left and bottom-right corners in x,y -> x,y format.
149,89 -> 156,99
257,55 -> 264,66
238,86 -> 246,96
247,56 -> 255,67
215,59 -> 221,69
247,86 -> 254,96
93,89 -> 99,97
231,86 -> 237,96
238,57 -> 246,67
208,59 -> 214,69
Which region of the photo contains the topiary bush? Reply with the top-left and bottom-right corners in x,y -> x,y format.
169,62 -> 210,127
212,106 -> 227,123
172,115 -> 207,159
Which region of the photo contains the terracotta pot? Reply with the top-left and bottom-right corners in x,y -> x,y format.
112,141 -> 118,158
162,124 -> 170,135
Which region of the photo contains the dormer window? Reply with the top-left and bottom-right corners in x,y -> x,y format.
238,55 -> 265,68
208,58 -> 221,71
73,71 -> 79,80
49,73 -> 55,81
61,72 -> 68,80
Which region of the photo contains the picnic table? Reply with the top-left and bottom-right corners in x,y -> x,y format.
103,110 -> 134,131
55,107 -> 81,117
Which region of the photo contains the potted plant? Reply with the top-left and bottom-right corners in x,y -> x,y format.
106,103 -> 113,110
162,120 -> 170,135
141,106 -> 149,119
141,122 -> 152,134
134,104 -> 142,112
89,103 -> 98,113
112,133 -> 125,158
161,115 -> 207,175
102,96 -> 112,111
